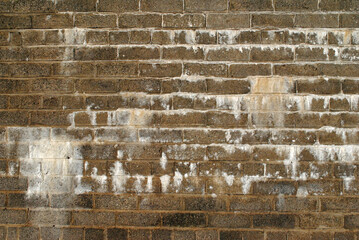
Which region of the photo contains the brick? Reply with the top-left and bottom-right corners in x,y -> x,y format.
250,47 -> 294,62
9,63 -> 52,77
152,31 -> 172,44
119,47 -> 160,60
252,14 -> 294,28
163,14 -> 205,28
8,193 -> 48,207
0,111 -> 29,126
75,13 -> 117,28
63,228 -> 84,239
0,15 -> 31,29
253,181 -> 296,195
229,64 -> 271,78
117,212 -> 161,226
196,31 -> 217,44
19,227 -> 39,240
32,14 -> 73,29
334,232 -> 355,240
300,213 -> 343,229
274,0 -> 317,11
51,194 -> 93,208
229,0 -> 273,11
107,228 -> 128,240
30,111 -> 70,126
118,14 -> 162,28
207,112 -> 248,128
295,47 -> 333,61
85,229 -> 104,240
184,0 -> 227,12
0,209 -> 26,224
207,14 -> 249,29
97,62 -> 138,76
185,197 -> 226,211
172,231 -> 195,240
253,214 -> 296,228
162,79 -> 206,93
9,95 -> 41,109
274,64 -> 319,76
98,0 -> 138,12
53,62 -> 95,76
29,210 -> 71,225
162,213 -> 206,227
295,14 -> 339,28
206,47 -> 250,61
130,30 -> 151,43
230,197 -> 272,212
184,129 -> 226,143
141,0 -> 183,12
109,31 -> 128,44
298,180 -> 342,195
87,30 -> 108,44
152,230 -> 172,240
276,197 -> 318,211
73,211 -> 116,226
74,47 -> 117,60
184,63 -> 227,77
297,79 -> 341,95
140,63 -> 182,77
319,0 -> 359,11
163,47 -> 204,60
340,14 -> 359,28
56,0 -> 97,12
41,227 -> 61,240
209,214 -> 251,228
343,80 -> 359,94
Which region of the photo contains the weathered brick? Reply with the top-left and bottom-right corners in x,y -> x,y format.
253,214 -> 296,228
19,227 -> 39,240
162,213 -> 206,227
40,227 -> 61,240
163,14 -> 205,28
0,15 -> 31,29
85,228 -> 104,240
184,0 -> 227,12
73,211 -> 116,226
98,0 -> 138,12
340,14 -> 359,28
130,30 -> 151,43
209,214 -> 251,228
0,209 -> 27,224
206,47 -> 250,61
97,62 -> 138,76
117,212 -> 161,226
251,47 -> 294,62
252,14 -> 294,28
295,14 -> 339,28
107,228 -> 128,240
118,14 -> 162,28
229,0 -> 273,11
141,0 -> 183,12
163,47 -> 204,60
207,14 -> 249,29
56,0 -> 97,12
140,63 -> 182,77
229,64 -> 271,78
119,47 -> 160,60
274,0 -> 317,11
297,79 -> 341,94
253,181 -> 296,195
184,63 -> 227,77
300,213 -> 343,229
32,14 -> 73,29
109,31 -> 129,44
75,13 -> 117,28
320,0 -> 359,11
74,47 -> 117,60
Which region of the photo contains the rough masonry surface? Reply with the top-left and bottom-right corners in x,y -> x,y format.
1,0 -> 359,239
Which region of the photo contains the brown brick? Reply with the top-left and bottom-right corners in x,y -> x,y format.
229,64 -> 271,78
109,31 -> 129,44
251,47 -> 294,62
74,47 -> 117,60
284,30 -> 306,45
140,63 -> 182,77
75,13 -> 117,28
162,213 -> 206,227
119,47 -> 160,60
206,47 -> 249,61
73,211 -> 116,226
299,180 -> 342,195
184,129 -> 226,144
76,79 -> 118,93
185,197 -> 226,211
252,14 -> 294,28
98,0 -> 138,12
343,80 -> 359,94
229,0 -> 273,11
8,63 -> 52,77
94,194 -> 133,210
53,62 -> 95,76
62,229 -> 84,240
295,47 -> 332,61
19,227 -> 39,240
117,212 -> 161,226
297,79 -> 341,94
163,14 -> 205,28
340,14 -> 359,28
209,214 -> 251,228
207,14 -> 249,29
184,0 -> 227,12
152,31 -> 172,44
253,181 -> 296,195
9,95 -> 40,109
40,227 -> 61,240
253,214 -> 296,228
29,210 -> 71,225
0,111 -> 28,126
320,0 -> 359,11
32,14 -> 73,29
118,14 -> 162,28
51,194 -> 93,208
85,229 -> 104,240
207,112 -> 248,128
139,195 -> 182,210
295,14 -> 339,28
300,213 -> 343,229
0,209 -> 27,224
107,228 -> 128,240
274,64 -> 319,76
163,47 -> 204,60
130,30 -> 151,43
0,15 -> 31,29
87,30 -> 108,44
184,63 -> 227,77
276,197 -> 318,211
274,0 -> 317,11
8,193 -> 48,207
97,62 -> 138,76
322,197 -> 359,212
141,0 -> 183,12
230,197 -> 273,212
119,79 -> 161,93
56,0 -> 97,12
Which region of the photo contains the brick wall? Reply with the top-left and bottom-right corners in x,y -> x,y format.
1,0 -> 359,239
